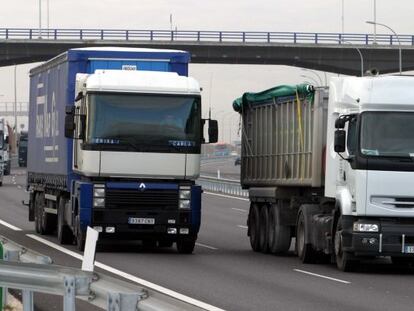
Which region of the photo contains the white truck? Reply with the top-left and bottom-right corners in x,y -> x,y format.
235,76 -> 414,271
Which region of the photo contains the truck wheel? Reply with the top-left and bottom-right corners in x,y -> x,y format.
142,239 -> 157,249
334,216 -> 357,272
57,197 -> 73,245
248,204 -> 261,252
75,216 -> 85,251
41,198 -> 56,235
259,205 -> 269,253
268,204 -> 291,254
176,237 -> 196,254
296,211 -> 318,263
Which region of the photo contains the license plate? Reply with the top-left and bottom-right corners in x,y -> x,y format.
128,217 -> 155,225
404,246 -> 414,253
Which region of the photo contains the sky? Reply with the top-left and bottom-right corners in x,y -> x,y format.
1,0 -> 413,141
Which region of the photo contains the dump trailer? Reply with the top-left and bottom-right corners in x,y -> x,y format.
234,77 -> 414,271
28,47 -> 218,253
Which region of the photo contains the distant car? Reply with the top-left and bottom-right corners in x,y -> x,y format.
234,157 -> 241,166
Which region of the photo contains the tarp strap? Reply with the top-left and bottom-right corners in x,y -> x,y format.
296,90 -> 305,180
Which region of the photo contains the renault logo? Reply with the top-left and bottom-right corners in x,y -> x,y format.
139,183 -> 146,191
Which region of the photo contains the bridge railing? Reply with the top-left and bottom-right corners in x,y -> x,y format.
1,28 -> 413,45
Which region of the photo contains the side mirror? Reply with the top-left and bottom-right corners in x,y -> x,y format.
4,136 -> 8,144
64,105 -> 75,138
334,130 -> 346,153
208,119 -> 218,144
335,117 -> 346,129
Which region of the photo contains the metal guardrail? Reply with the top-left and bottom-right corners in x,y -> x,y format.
0,102 -> 28,117
0,235 -> 208,311
1,28 -> 414,46
198,175 -> 248,198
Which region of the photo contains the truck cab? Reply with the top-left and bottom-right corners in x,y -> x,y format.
326,76 -> 414,268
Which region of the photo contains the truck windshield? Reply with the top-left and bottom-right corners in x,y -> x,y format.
87,93 -> 201,153
360,112 -> 414,157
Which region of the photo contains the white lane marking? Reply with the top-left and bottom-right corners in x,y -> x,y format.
26,234 -> 226,311
0,219 -> 22,231
293,269 -> 351,284
232,208 -> 247,213
237,225 -> 248,229
17,185 -> 22,189
196,242 -> 218,250
204,191 -> 249,202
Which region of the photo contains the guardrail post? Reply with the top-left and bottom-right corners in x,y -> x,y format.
126,30 -> 129,41
267,32 -> 270,43
197,31 -> 200,41
219,32 -> 222,43
54,29 -> 57,40
390,35 -> 393,45
242,32 -> 245,43
101,30 -> 104,40
150,30 -> 153,41
366,34 -> 368,44
293,33 -> 297,44
63,276 -> 76,311
412,35 -> 414,45
315,33 -> 318,44
29,29 -> 32,40
171,30 -> 174,41
22,290 -> 34,311
5,29 -> 8,39
338,34 -> 342,43
80,29 -> 83,40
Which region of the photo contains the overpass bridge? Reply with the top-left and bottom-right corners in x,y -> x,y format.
1,28 -> 414,75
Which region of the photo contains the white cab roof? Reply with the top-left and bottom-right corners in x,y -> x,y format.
330,75 -> 414,112
84,70 -> 200,95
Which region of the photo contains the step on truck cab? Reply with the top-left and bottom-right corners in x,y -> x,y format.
234,76 -> 414,271
28,47 -> 218,253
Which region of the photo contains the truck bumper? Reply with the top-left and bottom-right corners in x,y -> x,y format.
91,209 -> 196,240
342,216 -> 414,257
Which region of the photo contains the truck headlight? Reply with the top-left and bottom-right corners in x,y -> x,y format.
179,190 -> 191,200
93,186 -> 105,197
93,198 -> 105,208
353,223 -> 379,232
179,200 -> 190,209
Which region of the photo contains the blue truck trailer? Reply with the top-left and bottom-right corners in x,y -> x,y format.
27,47 -> 218,252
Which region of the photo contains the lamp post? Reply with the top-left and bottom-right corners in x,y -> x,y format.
38,0 -> 42,38
366,21 -> 402,74
300,75 -> 319,86
337,39 -> 364,77
302,69 -> 324,86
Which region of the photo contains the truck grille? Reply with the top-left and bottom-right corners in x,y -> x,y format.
105,188 -> 179,210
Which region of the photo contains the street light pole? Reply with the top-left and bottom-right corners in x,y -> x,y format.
38,0 -> 42,38
302,69 -> 323,86
300,75 -> 319,86
373,0 -> 377,44
366,21 -> 402,74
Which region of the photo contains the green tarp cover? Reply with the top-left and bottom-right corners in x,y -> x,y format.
232,84 -> 314,113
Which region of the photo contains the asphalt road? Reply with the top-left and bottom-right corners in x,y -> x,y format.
1,167 -> 414,311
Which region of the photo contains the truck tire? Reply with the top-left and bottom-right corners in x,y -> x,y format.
248,204 -> 261,252
158,239 -> 173,248
57,197 -> 73,245
334,216 -> 357,272
176,237 -> 196,254
296,211 -> 318,263
259,205 -> 269,253
268,204 -> 291,254
391,257 -> 414,269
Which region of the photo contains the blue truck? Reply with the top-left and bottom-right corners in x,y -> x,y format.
27,47 -> 218,252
